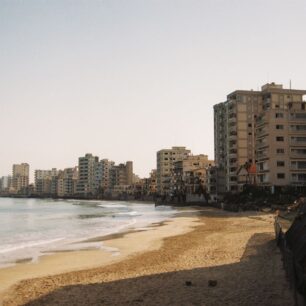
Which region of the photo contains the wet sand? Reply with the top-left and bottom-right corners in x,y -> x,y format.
1,208 -> 294,306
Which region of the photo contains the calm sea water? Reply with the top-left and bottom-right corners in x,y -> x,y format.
0,198 -> 177,268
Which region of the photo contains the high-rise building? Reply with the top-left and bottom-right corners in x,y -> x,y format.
214,82 -> 306,192
35,168 -> 58,195
256,84 -> 306,190
95,159 -> 115,191
76,153 -> 99,195
0,176 -> 12,193
57,167 -> 78,197
12,163 -> 29,194
156,146 -> 191,195
110,161 -> 133,189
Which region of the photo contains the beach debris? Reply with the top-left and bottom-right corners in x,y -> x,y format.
208,280 -> 217,287
185,281 -> 192,286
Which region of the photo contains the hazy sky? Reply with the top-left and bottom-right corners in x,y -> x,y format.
1,0 -> 306,181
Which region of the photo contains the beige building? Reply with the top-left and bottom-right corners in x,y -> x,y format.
156,146 -> 191,194
256,83 -> 306,190
57,167 -> 78,197
110,161 -> 133,190
35,168 -> 58,195
11,163 -> 29,194
214,82 -> 306,193
171,155 -> 214,195
76,154 -> 99,195
95,159 -> 115,191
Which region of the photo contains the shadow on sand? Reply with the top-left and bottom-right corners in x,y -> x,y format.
22,232 -> 293,306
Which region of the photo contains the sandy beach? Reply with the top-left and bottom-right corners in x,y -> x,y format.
1,208 -> 294,306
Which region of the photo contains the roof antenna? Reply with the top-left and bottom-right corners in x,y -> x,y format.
290,79 -> 292,90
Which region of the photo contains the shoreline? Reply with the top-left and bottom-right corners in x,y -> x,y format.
0,209 -> 201,304
1,208 -> 294,306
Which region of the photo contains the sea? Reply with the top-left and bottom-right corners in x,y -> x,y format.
0,197 -> 178,268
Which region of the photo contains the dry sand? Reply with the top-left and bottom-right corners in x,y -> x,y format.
1,208 -> 294,306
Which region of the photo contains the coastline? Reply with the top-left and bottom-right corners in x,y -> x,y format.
0,209 -> 200,304
1,208 -> 294,306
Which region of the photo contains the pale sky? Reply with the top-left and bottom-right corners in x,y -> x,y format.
1,0 -> 306,181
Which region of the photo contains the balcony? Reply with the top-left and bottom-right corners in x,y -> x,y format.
290,140 -> 306,146
289,113 -> 306,122
256,141 -> 268,149
256,117 -> 267,127
228,133 -> 237,141
256,129 -> 269,138
289,126 -> 306,134
256,152 -> 269,160
228,115 -> 237,123
290,153 -> 306,159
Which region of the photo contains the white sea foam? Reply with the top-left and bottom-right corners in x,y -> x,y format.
116,211 -> 141,217
0,198 -> 177,268
98,203 -> 127,208
0,237 -> 65,254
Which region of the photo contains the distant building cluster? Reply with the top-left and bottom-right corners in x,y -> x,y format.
0,154 -> 156,199
212,82 -> 306,199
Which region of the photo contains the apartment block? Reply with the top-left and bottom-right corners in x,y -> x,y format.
110,161 -> 133,189
172,154 -> 214,194
256,84 -> 306,189
76,154 -> 99,195
95,159 -> 115,191
11,163 -> 29,194
214,82 -> 306,193
156,146 -> 191,195
0,176 -> 12,193
35,168 -> 58,195
57,167 -> 78,197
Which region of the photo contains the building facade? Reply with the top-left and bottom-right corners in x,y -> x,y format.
214,82 -> 306,193
95,159 -> 115,192
35,168 -> 58,195
0,176 -> 12,193
156,146 -> 191,195
76,154 -> 99,195
57,167 -> 78,197
11,163 -> 29,194
110,161 -> 133,189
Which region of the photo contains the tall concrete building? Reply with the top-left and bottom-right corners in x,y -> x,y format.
57,167 -> 78,197
156,146 -> 191,195
35,168 -> 58,195
214,82 -> 306,192
256,83 -> 306,190
172,154 -> 214,194
76,153 -> 99,195
95,159 -> 115,191
11,163 -> 29,193
110,161 -> 133,189
0,176 -> 12,193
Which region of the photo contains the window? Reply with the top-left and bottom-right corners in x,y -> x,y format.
276,125 -> 284,130
277,173 -> 285,179
276,136 -> 284,141
275,113 -> 284,118
277,161 -> 285,167
277,148 -> 285,154
248,123 -> 252,127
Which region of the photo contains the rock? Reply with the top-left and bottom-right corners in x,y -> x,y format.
208,280 -> 217,287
